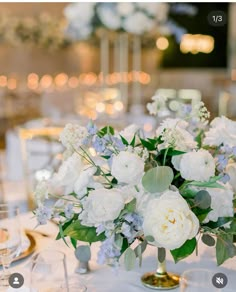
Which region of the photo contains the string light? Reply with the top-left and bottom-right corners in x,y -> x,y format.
156,37 -> 169,50
180,34 -> 214,54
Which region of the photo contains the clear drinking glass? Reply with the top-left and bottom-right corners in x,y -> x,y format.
0,204 -> 21,287
30,250 -> 69,292
180,269 -> 217,292
62,276 -> 87,292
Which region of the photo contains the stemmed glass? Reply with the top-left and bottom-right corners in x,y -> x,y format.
30,250 -> 69,292
0,204 -> 21,287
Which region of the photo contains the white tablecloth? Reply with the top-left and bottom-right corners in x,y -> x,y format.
3,212 -> 236,292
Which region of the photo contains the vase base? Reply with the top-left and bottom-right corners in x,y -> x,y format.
141,271 -> 180,290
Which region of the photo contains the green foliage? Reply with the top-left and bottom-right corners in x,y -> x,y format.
171,238 -> 197,263
98,126 -> 115,137
142,166 -> 174,193
140,138 -> 157,151
194,190 -> 211,209
216,234 -> 236,265
120,135 -> 129,146
202,217 -> 233,229
124,248 -> 136,271
125,198 -> 137,213
63,220 -> 105,243
201,234 -> 215,247
187,176 -> 225,189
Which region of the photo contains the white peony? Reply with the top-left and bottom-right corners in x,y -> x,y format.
143,190 -> 199,250
171,154 -> 183,171
119,124 -> 141,144
123,12 -> 155,35
52,153 -> 96,197
79,188 -> 125,226
203,116 -> 236,147
97,5 -> 121,30
156,118 -> 197,151
64,3 -> 95,23
116,3 -> 134,16
226,163 -> 236,193
60,123 -> 88,152
111,151 -> 144,185
179,150 -> 215,182
203,184 -> 234,223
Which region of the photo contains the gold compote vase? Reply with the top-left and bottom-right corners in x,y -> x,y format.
141,248 -> 180,290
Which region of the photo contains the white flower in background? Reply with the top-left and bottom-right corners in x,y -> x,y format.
191,101 -> 210,123
156,118 -> 197,151
116,3 -> 134,17
97,5 -> 121,30
111,151 -> 144,185
137,3 -> 160,17
34,180 -> 49,206
156,3 -> 170,22
52,153 -> 96,197
147,94 -> 168,116
226,163 -> 236,193
60,123 -> 88,151
203,116 -> 236,147
171,154 -> 183,171
143,190 -> 199,250
79,188 -> 125,226
64,3 -> 95,23
203,184 -> 234,223
123,12 -> 155,35
119,124 -> 141,144
180,149 -> 215,182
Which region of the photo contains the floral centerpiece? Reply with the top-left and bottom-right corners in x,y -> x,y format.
34,100 -> 236,289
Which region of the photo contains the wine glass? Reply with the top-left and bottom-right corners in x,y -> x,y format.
0,204 -> 21,287
30,250 -> 69,292
180,269 -> 217,292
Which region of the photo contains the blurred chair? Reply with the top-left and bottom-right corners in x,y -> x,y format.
218,91 -> 236,119
18,122 -> 64,210
178,89 -> 202,105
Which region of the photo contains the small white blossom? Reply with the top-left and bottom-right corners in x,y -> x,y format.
60,123 -> 88,152
34,180 -> 49,206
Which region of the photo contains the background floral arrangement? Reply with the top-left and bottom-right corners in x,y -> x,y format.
64,3 -> 197,43
35,99 -> 236,270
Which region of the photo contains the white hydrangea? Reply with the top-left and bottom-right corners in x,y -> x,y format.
179,149 -> 215,182
123,12 -> 155,35
60,123 -> 88,152
156,118 -> 197,151
143,190 -> 199,250
116,3 -> 134,16
34,180 -> 49,206
97,5 -> 121,30
203,116 -> 236,147
111,151 -> 144,185
147,94 -> 168,116
203,184 -> 234,223
64,3 -> 95,23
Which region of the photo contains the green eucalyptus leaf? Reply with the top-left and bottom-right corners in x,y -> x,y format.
216,234 -> 236,265
194,190 -> 211,209
124,248 -> 136,271
201,234 -> 215,247
142,166 -> 174,193
115,234 -> 123,250
125,198 -> 136,213
170,238 -> 197,263
202,217 -> 233,229
145,235 -> 155,242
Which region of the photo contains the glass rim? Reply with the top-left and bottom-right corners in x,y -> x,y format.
31,250 -> 66,264
180,268 -> 214,287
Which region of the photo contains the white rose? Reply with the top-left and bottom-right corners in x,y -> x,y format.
171,155 -> 183,171
52,153 -> 96,197
97,5 -> 121,30
203,116 -> 236,147
111,151 -> 144,185
156,118 -> 197,151
79,188 -> 125,226
60,123 -> 88,152
203,184 -> 234,223
116,3 -> 134,16
226,163 -> 236,193
180,150 -> 215,182
143,190 -> 199,250
119,124 -> 141,144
